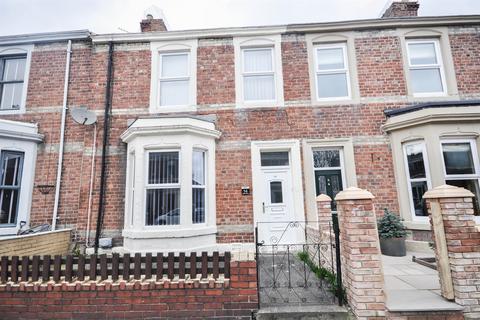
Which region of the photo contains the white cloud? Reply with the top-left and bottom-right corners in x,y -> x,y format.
0,0 -> 479,36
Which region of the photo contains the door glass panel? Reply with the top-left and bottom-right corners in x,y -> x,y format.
270,181 -> 283,204
261,152 -> 289,166
315,169 -> 343,211
446,179 -> 480,216
317,175 -> 327,195
411,181 -> 428,217
406,144 -> 426,179
442,143 -> 475,175
313,150 -> 340,168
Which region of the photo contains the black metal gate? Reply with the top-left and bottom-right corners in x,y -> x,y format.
255,214 -> 343,307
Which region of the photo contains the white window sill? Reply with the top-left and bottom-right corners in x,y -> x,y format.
122,225 -> 217,239
404,221 -> 431,231
0,109 -> 25,115
236,101 -> 283,109
312,98 -> 356,106
149,105 -> 196,114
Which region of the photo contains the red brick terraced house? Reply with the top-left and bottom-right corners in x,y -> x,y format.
1,1 -> 480,255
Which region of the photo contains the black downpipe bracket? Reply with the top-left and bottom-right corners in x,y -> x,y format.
94,42 -> 114,253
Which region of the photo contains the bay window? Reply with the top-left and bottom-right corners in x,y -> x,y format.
403,142 -> 431,218
121,117 -> 219,251
406,39 -> 446,95
441,140 -> 480,215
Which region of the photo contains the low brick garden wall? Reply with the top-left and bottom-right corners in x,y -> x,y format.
0,258 -> 257,319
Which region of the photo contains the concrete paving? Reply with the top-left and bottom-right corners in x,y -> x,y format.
382,252 -> 463,312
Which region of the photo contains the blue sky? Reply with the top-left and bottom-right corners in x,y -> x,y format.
0,0 -> 479,36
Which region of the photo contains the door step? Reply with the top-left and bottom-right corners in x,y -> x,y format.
256,305 -> 350,320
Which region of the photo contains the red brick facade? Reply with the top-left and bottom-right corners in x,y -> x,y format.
1,20 -> 480,247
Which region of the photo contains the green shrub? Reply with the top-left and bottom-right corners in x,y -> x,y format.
377,208 -> 408,239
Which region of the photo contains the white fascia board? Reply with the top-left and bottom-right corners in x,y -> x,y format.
0,30 -> 90,46
91,15 -> 480,44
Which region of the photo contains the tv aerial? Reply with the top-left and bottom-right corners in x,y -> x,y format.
70,106 -> 97,125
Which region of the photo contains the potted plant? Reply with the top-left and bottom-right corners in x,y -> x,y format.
377,208 -> 408,256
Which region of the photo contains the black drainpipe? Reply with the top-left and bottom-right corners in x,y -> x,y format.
94,41 -> 114,253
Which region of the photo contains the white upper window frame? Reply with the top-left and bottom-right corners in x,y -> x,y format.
406,38 -> 447,97
150,40 -> 197,113
313,43 -> 351,101
0,44 -> 33,115
233,35 -> 284,108
241,47 -> 276,103
402,141 -> 432,222
158,51 -> 191,107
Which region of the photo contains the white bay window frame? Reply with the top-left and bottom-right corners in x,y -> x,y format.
192,149 -> 207,224
121,117 -> 220,252
440,138 -> 480,222
314,43 -> 351,101
150,40 -> 197,113
402,141 -> 432,222
234,35 -> 284,108
406,38 -> 447,97
144,150 -> 181,226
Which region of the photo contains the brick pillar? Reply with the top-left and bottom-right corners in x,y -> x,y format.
317,194 -> 332,230
423,184 -> 480,318
335,187 -> 385,320
307,194 -> 332,244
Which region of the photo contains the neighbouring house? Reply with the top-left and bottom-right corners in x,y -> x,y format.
0,0 -> 479,255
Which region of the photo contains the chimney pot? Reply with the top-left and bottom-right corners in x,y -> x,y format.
381,0 -> 419,18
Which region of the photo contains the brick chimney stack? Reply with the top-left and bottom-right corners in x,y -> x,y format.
140,6 -> 168,32
381,0 -> 419,18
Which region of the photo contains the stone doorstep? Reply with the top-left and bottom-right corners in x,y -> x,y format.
256,305 -> 350,320
386,289 -> 463,312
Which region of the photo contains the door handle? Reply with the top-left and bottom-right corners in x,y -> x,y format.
262,202 -> 265,213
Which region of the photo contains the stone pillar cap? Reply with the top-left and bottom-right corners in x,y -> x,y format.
316,194 -> 332,202
423,184 -> 474,199
335,187 -> 375,201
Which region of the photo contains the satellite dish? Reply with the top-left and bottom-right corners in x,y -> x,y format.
70,106 -> 97,125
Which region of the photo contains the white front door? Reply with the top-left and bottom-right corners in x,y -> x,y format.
255,151 -> 303,245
